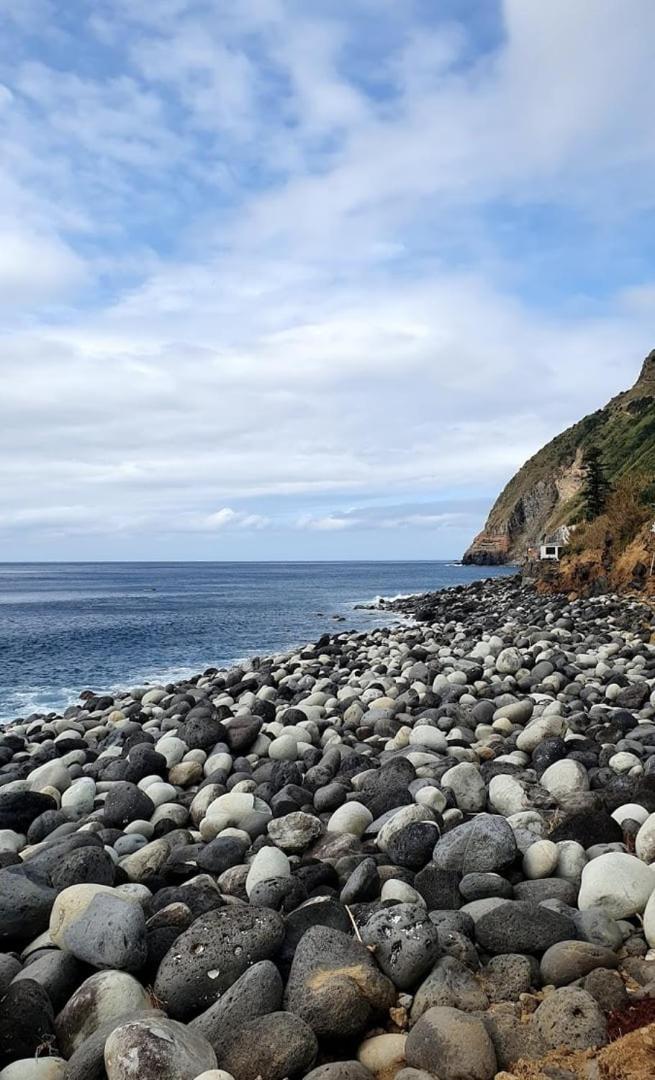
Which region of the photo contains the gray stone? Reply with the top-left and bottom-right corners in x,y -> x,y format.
12,949 -> 84,1012
534,987 -> 608,1051
481,954 -> 538,1003
475,901 -> 576,955
190,961 -> 283,1057
284,926 -> 395,1037
406,1006 -> 497,1080
218,1012 -> 318,1080
55,970 -> 154,1057
410,956 -> 489,1021
540,940 -> 619,987
359,903 -> 440,990
64,1010 -> 165,1080
104,1016 -> 217,1079
305,1066 -> 374,1080
154,905 -> 285,1019
433,814 -> 517,874
267,811 -> 322,852
56,892 -> 147,971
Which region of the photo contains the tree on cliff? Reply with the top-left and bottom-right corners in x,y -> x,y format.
581,446 -> 611,521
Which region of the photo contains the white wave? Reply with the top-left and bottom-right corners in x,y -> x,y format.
352,591 -> 422,608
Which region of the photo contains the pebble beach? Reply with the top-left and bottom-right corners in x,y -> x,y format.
3,574 -> 655,1078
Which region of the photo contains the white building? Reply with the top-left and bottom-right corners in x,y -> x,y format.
539,525 -> 572,561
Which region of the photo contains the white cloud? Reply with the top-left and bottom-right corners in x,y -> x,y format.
299,515 -> 357,531
1,1 -> 655,557
0,228 -> 86,305
200,508 -> 270,530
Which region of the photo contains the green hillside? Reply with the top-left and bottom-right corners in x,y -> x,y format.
463,350 -> 655,564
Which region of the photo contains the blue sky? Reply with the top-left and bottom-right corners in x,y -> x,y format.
2,0 -> 655,560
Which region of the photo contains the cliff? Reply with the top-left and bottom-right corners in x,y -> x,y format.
463,349 -> 655,565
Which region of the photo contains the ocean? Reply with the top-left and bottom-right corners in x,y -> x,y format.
0,561 -> 515,724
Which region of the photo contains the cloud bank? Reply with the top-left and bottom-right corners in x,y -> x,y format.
1,0 -> 655,559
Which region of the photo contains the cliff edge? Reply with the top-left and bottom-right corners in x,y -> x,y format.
463,350 -> 655,565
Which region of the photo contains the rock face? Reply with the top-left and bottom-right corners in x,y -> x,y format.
463,349 -> 655,564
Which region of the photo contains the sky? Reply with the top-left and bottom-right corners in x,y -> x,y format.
2,0 -> 655,561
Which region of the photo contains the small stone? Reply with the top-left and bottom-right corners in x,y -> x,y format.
359,903 -> 440,990
523,839 -> 559,880
284,926 -> 395,1037
475,901 -> 575,955
358,1033 -> 407,1076
433,814 -> 517,875
104,1016 -> 217,1079
540,760 -> 589,801
267,812 -> 322,852
441,763 -> 487,812
326,802 -> 373,837
305,1066 -> 374,1080
578,852 -> 655,919
540,941 -> 619,987
218,1012 -> 318,1080
482,954 -> 537,1003
533,987 -> 607,1051
411,956 -> 489,1020
245,846 -> 290,897
406,1005 -> 497,1080
50,885 -> 147,971
55,970 -> 154,1056
154,905 -> 285,1019
0,1062 -> 66,1080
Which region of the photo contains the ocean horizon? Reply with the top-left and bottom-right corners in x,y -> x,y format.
0,560 -> 515,724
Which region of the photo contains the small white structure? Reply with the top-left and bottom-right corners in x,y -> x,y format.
540,541 -> 564,561
539,526 -> 572,562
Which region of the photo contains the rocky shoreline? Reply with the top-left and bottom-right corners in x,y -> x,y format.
3,576 -> 655,1078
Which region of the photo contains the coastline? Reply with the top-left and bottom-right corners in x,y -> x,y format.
0,559 -> 516,726
3,573 -> 655,1076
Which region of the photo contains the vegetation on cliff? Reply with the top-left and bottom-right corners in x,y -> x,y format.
463,350 -> 655,565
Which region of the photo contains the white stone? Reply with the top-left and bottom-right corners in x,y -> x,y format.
268,734 -> 299,761
195,1073 -> 236,1080
0,1061 -> 66,1080
496,647 -> 523,675
414,786 -> 447,813
523,839 -> 559,879
612,804 -> 650,828
636,813 -> 655,863
61,778 -> 96,819
28,760 -> 71,793
381,879 -> 425,905
142,782 -> 177,807
556,840 -> 587,886
154,736 -> 187,766
0,830 -> 25,854
409,725 -> 448,753
609,752 -> 642,773
56,970 -> 154,1055
540,759 -> 589,800
516,713 -> 564,752
578,852 -> 655,918
245,846 -> 290,896
358,1033 -> 407,1075
488,774 -> 530,817
326,801 -> 373,837
643,887 -> 655,948
441,762 -> 487,812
